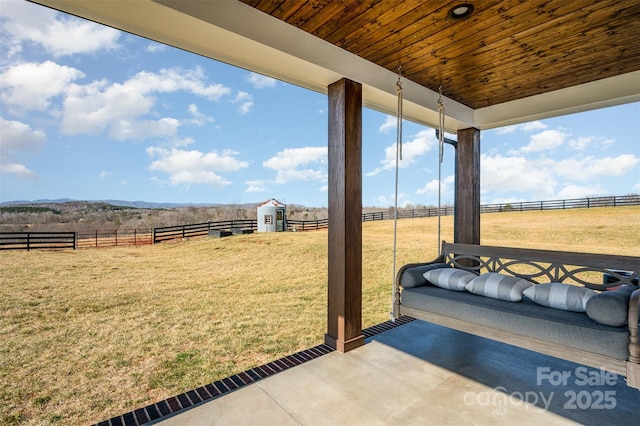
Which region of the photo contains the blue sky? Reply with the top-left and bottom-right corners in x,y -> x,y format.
1,1 -> 639,208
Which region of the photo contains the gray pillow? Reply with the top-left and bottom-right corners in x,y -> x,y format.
465,273 -> 533,302
423,268 -> 477,291
400,263 -> 449,288
523,283 -> 595,312
586,285 -> 636,327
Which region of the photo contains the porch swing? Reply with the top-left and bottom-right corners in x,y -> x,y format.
386,72 -> 640,387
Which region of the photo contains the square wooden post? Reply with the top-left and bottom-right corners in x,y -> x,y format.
325,78 -> 365,353
454,127 -> 481,245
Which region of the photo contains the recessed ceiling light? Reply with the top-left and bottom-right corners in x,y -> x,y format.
448,4 -> 475,20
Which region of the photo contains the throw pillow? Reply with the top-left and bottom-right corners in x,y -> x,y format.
586,285 -> 636,327
523,283 -> 595,312
465,273 -> 533,302
400,263 -> 450,288
423,268 -> 477,291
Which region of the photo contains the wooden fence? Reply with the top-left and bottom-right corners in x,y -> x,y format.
0,232 -> 76,250
362,206 -> 456,222
77,229 -> 152,249
1,195 -> 636,249
153,194 -> 638,243
480,194 -> 640,213
285,206 -> 455,230
286,219 -> 329,231
153,220 -> 257,243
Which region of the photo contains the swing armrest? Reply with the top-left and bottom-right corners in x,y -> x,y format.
395,255 -> 446,289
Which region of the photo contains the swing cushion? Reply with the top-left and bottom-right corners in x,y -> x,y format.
586,285 -> 636,326
465,273 -> 533,302
523,283 -> 596,312
400,263 -> 450,288
423,268 -> 477,291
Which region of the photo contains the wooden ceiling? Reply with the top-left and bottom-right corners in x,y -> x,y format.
240,0 -> 640,109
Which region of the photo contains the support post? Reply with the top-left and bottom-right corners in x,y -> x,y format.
454,128 -> 481,245
325,78 -> 365,353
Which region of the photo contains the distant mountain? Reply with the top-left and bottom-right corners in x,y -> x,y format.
0,199 -> 259,209
1,198 -> 75,205
100,200 -> 222,209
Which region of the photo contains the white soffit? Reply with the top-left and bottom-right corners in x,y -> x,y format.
31,0 -> 640,132
476,71 -> 640,130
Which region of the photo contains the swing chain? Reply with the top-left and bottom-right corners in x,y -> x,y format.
437,85 -> 445,256
396,66 -> 403,161
437,85 -> 445,164
391,66 -> 403,321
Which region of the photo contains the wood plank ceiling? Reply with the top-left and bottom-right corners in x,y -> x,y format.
240,0 -> 640,109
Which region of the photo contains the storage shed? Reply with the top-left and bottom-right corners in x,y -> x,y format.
257,199 -> 286,232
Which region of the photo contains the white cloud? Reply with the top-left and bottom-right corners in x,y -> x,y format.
366,129 -> 437,176
517,129 -> 568,153
0,117 -> 46,160
109,117 -> 180,140
378,115 -> 396,133
373,192 -> 410,208
124,68 -> 230,100
568,136 -> 614,151
0,61 -> 85,113
485,196 -> 527,205
554,154 -> 640,181
187,104 -> 214,126
245,180 -> 266,193
0,0 -> 120,57
146,42 -> 167,53
568,136 -> 593,150
495,120 -> 547,135
481,153 -> 557,199
61,67 -> 230,138
246,72 -> 276,89
416,175 -> 454,196
556,184 -> 606,199
521,121 -> 548,132
147,147 -> 249,187
263,147 -> 327,184
480,149 -> 639,201
0,163 -> 38,180
233,91 -> 253,114
99,171 -> 112,181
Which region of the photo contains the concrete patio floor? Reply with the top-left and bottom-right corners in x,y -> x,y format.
152,319 -> 639,425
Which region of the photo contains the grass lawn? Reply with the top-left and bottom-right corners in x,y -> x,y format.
1,207 -> 639,425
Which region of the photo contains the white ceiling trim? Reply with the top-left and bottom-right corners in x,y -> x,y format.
475,71 -> 640,129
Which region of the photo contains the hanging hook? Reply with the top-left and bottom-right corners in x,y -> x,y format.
396,66 -> 403,161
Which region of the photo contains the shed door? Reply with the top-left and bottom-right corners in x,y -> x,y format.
276,210 -> 284,232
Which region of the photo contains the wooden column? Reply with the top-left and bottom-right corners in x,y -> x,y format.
454,128 -> 481,245
325,78 -> 365,353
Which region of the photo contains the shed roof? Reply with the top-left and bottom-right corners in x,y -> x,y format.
258,199 -> 286,208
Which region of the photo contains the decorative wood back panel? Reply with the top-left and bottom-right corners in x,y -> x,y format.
442,242 -> 640,290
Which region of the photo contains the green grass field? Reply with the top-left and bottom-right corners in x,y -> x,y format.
1,207 -> 639,425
